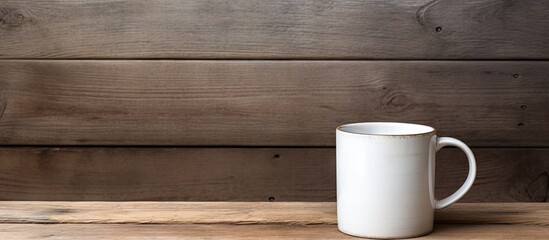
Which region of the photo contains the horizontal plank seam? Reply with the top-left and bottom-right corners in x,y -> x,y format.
0,221 -> 545,226
0,221 -> 333,225
1,59 -> 549,62
0,145 -> 338,149
0,145 -> 548,149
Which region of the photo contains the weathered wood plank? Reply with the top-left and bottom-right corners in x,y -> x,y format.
0,202 -> 336,225
436,203 -> 549,226
0,0 -> 547,59
0,61 -> 547,146
0,223 -> 547,240
0,203 -> 547,239
0,202 -> 547,226
436,148 -> 549,202
0,147 -> 335,201
0,147 -> 546,201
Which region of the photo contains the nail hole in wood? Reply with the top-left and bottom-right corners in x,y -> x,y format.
521,105 -> 528,110
518,122 -> 525,127
268,197 -> 275,202
513,74 -> 520,78
435,26 -> 442,33
273,154 -> 280,158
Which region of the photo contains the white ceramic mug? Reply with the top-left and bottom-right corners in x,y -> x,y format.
336,122 -> 476,238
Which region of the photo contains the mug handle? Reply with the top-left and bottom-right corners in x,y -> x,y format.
434,137 -> 477,210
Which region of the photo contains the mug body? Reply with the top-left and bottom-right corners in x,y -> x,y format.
336,122 -> 437,238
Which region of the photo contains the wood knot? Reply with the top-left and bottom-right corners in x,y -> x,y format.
0,9 -> 27,27
527,172 -> 548,202
416,0 -> 442,27
47,208 -> 76,214
379,89 -> 415,115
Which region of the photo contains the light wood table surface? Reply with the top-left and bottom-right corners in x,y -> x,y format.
0,202 -> 546,239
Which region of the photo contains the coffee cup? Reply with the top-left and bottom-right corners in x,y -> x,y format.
336,122 -> 476,238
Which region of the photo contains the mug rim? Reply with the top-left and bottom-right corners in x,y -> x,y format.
336,122 -> 436,137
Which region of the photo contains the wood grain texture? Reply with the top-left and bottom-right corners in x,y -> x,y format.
436,148 -> 549,202
0,147 -> 336,201
436,203 -> 549,226
1,224 -> 547,240
0,203 -> 547,239
0,0 -> 547,59
1,60 -> 547,146
0,147 -> 547,202
0,202 -> 547,226
0,202 -> 336,225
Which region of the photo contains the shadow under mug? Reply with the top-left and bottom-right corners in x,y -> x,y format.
336,122 -> 476,239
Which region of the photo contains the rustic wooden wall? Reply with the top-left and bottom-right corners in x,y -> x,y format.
0,0 -> 547,202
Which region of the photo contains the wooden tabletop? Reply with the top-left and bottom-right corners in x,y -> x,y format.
0,202 -> 547,239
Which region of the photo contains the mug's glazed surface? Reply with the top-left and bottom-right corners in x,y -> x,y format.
336,122 -> 476,238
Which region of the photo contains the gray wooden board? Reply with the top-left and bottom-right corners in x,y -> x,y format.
0,60 -> 547,146
0,147 -> 546,202
0,0 -> 547,59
